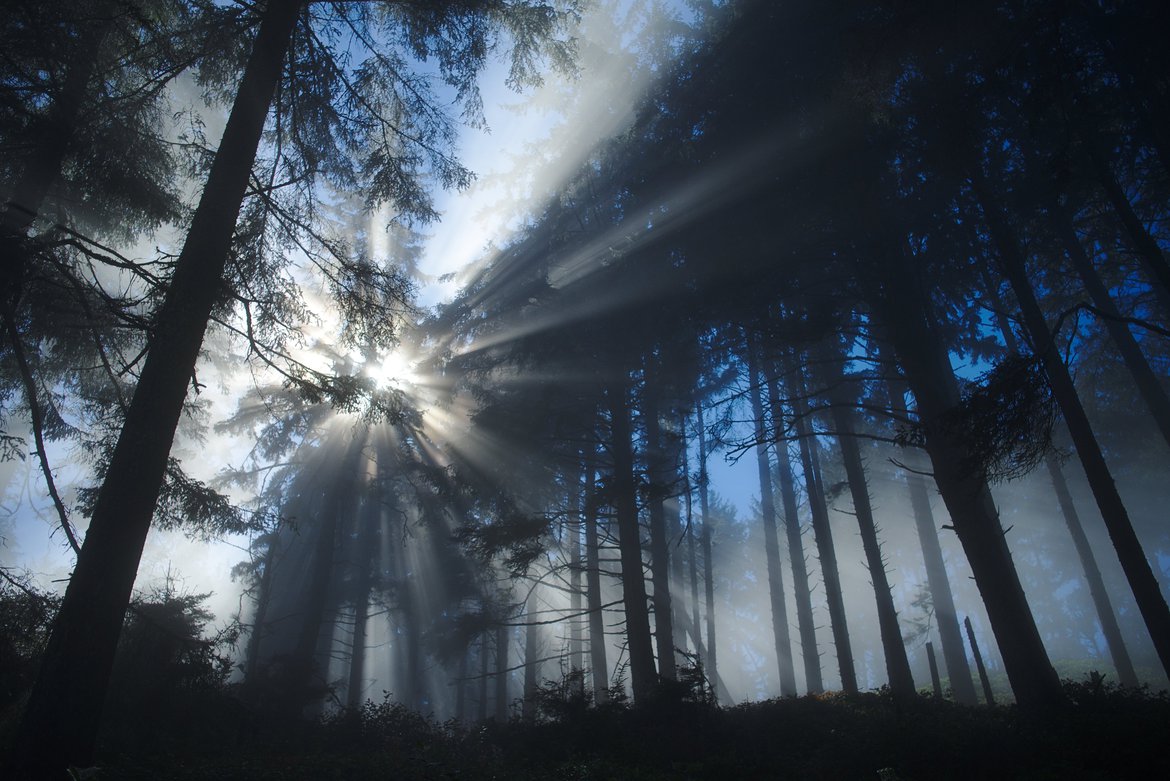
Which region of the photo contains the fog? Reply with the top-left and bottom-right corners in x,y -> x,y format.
4,1 -> 1170,757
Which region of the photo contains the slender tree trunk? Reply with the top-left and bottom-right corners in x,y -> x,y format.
495,623 -> 509,721
828,384 -> 915,699
346,475 -> 378,710
568,470 -> 584,676
294,434 -> 366,702
768,383 -> 823,694
606,383 -> 658,702
926,642 -> 943,700
965,617 -> 996,706
971,173 -> 1170,680
456,652 -> 469,723
478,633 -> 489,721
681,412 -> 703,657
1046,455 -> 1139,686
695,401 -> 719,696
981,261 -> 1141,688
522,605 -> 539,723
866,244 -> 1064,708
243,531 -> 281,686
791,371 -> 858,694
583,469 -> 610,703
644,391 -> 677,680
746,340 -> 797,696
14,2 -> 304,771
885,375 -> 978,704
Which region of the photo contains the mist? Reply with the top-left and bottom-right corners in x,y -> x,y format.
3,0 -> 1170,778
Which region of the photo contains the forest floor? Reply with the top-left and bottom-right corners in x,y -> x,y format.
87,676 -> 1170,780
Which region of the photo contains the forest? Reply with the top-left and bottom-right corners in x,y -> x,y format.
3,0 -> 1170,778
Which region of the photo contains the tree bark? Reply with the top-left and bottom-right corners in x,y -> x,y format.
981,257 -> 1140,689
583,470 -> 610,703
971,172 -> 1170,681
695,401 -> 719,697
15,1 -> 304,771
767,379 -> 823,694
885,375 -> 978,705
827,379 -> 916,699
495,623 -> 509,721
746,339 -> 797,696
866,243 -> 1064,708
606,383 -> 658,702
791,370 -> 858,694
644,390 -> 678,681
965,617 -> 996,706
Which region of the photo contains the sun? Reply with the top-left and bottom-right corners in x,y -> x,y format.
367,348 -> 421,390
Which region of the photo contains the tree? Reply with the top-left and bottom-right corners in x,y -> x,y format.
13,1 -> 576,773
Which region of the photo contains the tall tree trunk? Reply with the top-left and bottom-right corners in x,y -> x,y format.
866,244 -> 1064,708
681,413 -> 703,657
791,370 -> 858,694
346,474 -> 378,710
695,401 -> 719,697
885,375 -> 978,704
495,623 -> 509,721
1046,455 -> 1139,686
606,383 -> 658,702
478,632 -> 489,721
243,530 -> 281,687
981,260 -> 1140,688
965,617 -> 996,706
568,469 -> 584,676
583,469 -> 610,704
455,652 -> 469,723
294,434 -> 366,704
746,339 -> 797,696
766,377 -> 822,694
971,173 -> 1170,680
522,605 -> 539,723
644,390 -> 677,681
15,1 -> 304,771
827,378 -> 916,699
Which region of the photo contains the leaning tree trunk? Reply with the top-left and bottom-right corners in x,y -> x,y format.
883,366 -> 980,706
791,366 -> 858,694
970,173 -> 1170,680
606,383 -> 658,702
980,261 -> 1140,688
826,366 -> 916,700
865,241 -> 1064,708
766,373 -> 823,694
746,339 -> 797,696
14,1 -> 304,772
644,389 -> 678,681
